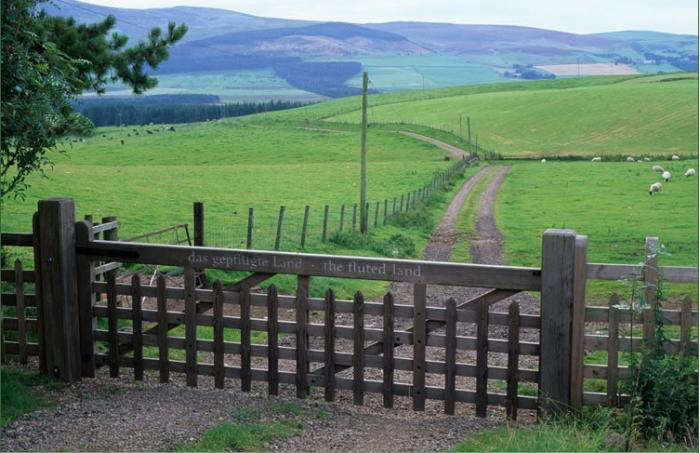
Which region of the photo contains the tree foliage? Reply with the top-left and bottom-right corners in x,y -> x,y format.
1,0 -> 187,198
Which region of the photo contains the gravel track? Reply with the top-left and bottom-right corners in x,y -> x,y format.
2,153 -> 537,451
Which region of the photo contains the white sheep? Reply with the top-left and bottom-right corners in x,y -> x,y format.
662,171 -> 671,182
643,157 -> 650,162
652,165 -> 664,173
591,157 -> 602,162
541,158 -> 546,163
649,182 -> 662,195
672,155 -> 680,160
685,168 -> 696,177
627,156 -> 635,162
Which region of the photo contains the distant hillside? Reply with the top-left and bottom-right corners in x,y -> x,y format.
364,22 -> 621,54
170,22 -> 427,58
52,0 -> 698,99
40,0 -> 313,41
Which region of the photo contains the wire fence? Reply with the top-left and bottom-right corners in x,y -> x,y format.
204,158 -> 474,252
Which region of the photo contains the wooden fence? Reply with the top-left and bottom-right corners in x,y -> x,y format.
1,198 -> 698,420
574,236 -> 699,407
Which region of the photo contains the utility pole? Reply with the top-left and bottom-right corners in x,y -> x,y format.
360,72 -> 369,234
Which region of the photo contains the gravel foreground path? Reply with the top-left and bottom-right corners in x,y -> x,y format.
2,155 -> 532,452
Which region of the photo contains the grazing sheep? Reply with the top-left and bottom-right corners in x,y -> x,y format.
685,168 -> 696,177
541,158 -> 546,163
662,171 -> 671,182
591,157 -> 602,162
649,182 -> 662,195
643,157 -> 650,162
652,165 -> 664,173
672,155 -> 680,160
627,156 -> 635,162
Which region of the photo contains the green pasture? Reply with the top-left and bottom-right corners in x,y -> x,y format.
340,55 -> 504,90
3,121 -> 453,235
264,74 -> 645,124
2,119 -> 477,298
326,75 -> 698,157
493,160 -> 699,301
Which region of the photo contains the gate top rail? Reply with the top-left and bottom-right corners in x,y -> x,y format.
1,232 -> 33,247
587,263 -> 698,283
77,238 -> 542,290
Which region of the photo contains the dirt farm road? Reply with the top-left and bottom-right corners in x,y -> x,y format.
399,131 -> 468,160
1,142 -> 531,452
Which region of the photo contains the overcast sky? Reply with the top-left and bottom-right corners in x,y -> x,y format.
80,0 -> 698,35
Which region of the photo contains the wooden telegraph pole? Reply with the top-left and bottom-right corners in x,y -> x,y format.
360,72 -> 369,234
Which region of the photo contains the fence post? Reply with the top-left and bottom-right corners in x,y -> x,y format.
300,205 -> 310,249
322,205 -> 329,242
570,234 -> 588,410
37,198 -> 81,382
193,202 -> 204,247
383,199 -> 388,225
246,207 -> 254,249
339,204 -> 345,233
539,229 -> 577,415
643,236 -> 659,340
352,204 -> 357,230
275,206 -> 285,250
31,212 -> 47,373
76,220 -> 96,378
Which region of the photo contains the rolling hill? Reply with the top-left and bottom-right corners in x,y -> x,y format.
265,73 -> 699,158
42,1 -> 698,99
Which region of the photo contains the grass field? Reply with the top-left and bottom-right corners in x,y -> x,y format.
493,160 -> 699,301
326,74 -> 698,157
2,118 -> 475,298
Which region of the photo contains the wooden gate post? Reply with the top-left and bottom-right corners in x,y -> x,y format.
570,234 -> 588,410
37,198 -> 81,382
76,220 -> 96,378
539,229 -> 577,415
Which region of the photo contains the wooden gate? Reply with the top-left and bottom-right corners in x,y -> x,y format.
6,198 -> 696,418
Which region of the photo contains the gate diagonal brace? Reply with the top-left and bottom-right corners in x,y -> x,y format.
311,288 -> 519,378
113,272 -> 275,359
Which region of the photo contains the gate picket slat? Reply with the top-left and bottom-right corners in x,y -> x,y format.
267,285 -> 279,395
107,272 -> 119,378
15,260 -> 27,364
157,274 -> 169,383
213,281 -> 225,389
506,302 -> 520,420
445,298 -> 457,415
413,283 -> 426,411
383,292 -> 394,408
184,265 -> 197,387
131,274 -> 143,381
353,291 -> 365,405
241,286 -> 251,392
295,276 -> 309,398
476,299 -> 488,417
607,295 -> 620,406
324,289 -> 336,402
